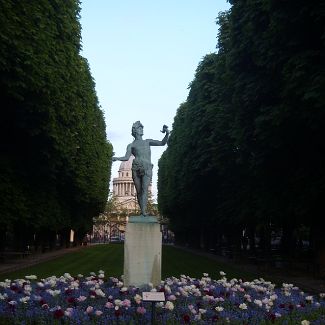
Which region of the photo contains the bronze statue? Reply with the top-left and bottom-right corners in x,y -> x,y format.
112,121 -> 169,216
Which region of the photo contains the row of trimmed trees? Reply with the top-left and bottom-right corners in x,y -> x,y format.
158,0 -> 325,272
0,1 -> 112,251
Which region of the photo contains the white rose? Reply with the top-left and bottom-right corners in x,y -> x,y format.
165,301 -> 174,311
301,320 -> 310,325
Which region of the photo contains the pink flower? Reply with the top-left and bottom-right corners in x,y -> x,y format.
95,310 -> 103,316
77,295 -> 87,302
122,299 -> 131,308
64,308 -> 74,317
85,306 -> 93,314
168,295 -> 177,301
105,302 -> 114,308
137,306 -> 146,314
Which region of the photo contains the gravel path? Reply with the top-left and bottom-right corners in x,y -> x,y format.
0,246 -> 84,275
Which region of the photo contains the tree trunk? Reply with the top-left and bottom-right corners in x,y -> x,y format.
311,225 -> 325,277
248,225 -> 256,253
281,223 -> 295,256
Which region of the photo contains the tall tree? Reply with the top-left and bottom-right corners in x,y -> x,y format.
0,0 -> 112,250
158,0 -> 325,266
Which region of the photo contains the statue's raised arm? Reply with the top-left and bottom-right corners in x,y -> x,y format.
148,125 -> 170,146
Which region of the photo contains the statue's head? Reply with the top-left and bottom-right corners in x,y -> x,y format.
131,121 -> 143,137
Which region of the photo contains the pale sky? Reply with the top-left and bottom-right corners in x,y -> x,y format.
80,0 -> 230,199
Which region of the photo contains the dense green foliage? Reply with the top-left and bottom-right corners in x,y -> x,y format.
0,1 -> 113,251
158,0 -> 325,266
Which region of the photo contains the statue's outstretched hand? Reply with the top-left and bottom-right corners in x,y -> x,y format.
161,125 -> 169,134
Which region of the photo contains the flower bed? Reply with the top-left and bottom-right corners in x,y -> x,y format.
0,271 -> 324,324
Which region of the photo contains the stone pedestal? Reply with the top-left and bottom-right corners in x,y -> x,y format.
123,216 -> 162,287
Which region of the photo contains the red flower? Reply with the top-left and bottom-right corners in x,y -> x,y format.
183,314 -> 190,323
53,309 -> 64,319
204,289 -> 214,296
10,285 -> 19,292
115,309 -> 122,317
212,315 -> 219,322
67,297 -> 76,304
39,299 -> 47,306
268,313 -> 276,323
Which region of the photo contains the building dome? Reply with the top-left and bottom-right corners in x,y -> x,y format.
111,156 -> 138,216
113,156 -> 135,198
119,155 -> 134,171
112,155 -> 152,207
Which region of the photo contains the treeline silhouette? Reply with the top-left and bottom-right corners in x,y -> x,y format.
158,0 -> 325,275
0,1 -> 112,253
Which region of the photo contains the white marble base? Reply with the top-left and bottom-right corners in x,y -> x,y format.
123,216 -> 162,287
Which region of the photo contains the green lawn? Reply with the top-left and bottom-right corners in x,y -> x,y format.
0,244 -> 257,281
162,245 -> 256,280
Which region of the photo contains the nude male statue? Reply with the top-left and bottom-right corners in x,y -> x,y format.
112,121 -> 169,216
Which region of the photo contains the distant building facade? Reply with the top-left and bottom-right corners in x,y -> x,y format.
90,156 -> 152,242
112,155 -> 152,213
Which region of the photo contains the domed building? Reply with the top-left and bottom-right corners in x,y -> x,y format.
90,156 -> 151,243
113,155 -> 152,213
113,155 -> 134,197
90,156 -> 170,244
